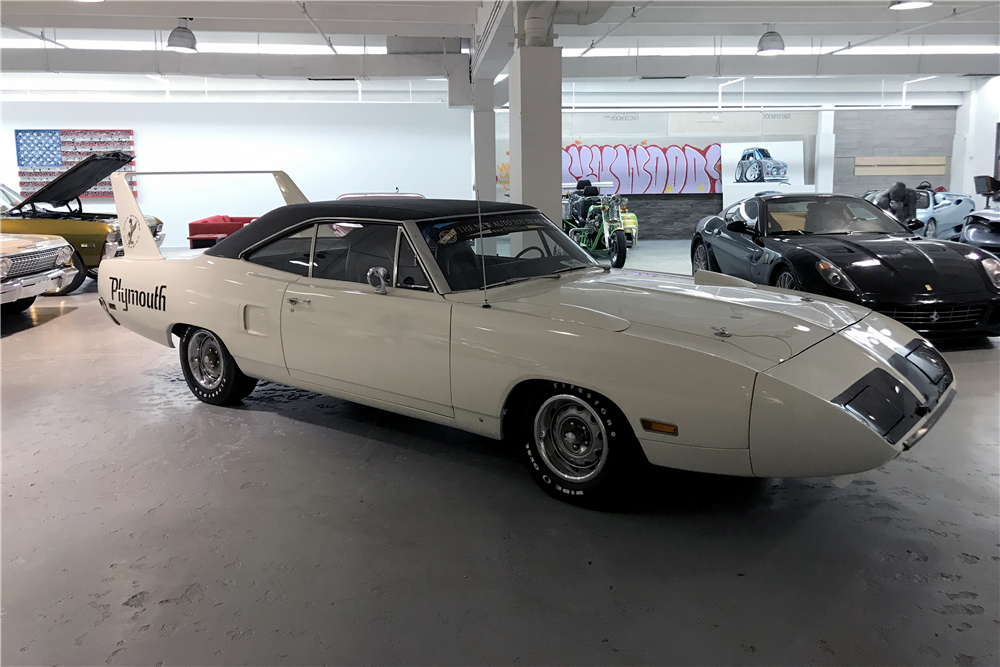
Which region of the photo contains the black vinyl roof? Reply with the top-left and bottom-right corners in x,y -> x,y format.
205,198 -> 539,259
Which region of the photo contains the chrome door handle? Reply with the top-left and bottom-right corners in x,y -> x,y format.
287,297 -> 311,305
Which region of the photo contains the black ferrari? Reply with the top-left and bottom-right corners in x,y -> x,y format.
691,194 -> 1000,338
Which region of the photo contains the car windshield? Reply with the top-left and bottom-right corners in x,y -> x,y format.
756,148 -> 772,159
0,184 -> 23,212
764,196 -> 908,236
416,213 -> 598,291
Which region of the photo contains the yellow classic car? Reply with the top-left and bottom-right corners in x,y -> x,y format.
1,151 -> 163,295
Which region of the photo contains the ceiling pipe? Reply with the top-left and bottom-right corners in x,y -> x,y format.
1,24 -> 71,49
294,1 -> 337,55
826,4 -> 994,56
580,1 -> 652,57
523,1 -> 557,47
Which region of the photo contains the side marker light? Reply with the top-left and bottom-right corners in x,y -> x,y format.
641,419 -> 678,436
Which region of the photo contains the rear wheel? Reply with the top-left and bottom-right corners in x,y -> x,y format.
925,218 -> 937,238
608,229 -> 627,268
735,163 -> 744,182
42,252 -> 87,296
691,240 -> 712,273
520,383 -> 644,504
1,296 -> 36,316
179,327 -> 257,405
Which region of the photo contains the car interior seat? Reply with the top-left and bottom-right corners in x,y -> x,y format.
805,202 -> 845,233
577,185 -> 601,220
437,240 -> 481,279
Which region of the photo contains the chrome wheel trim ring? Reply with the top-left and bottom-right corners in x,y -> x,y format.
776,271 -> 798,290
746,163 -> 760,180
692,244 -> 709,272
187,330 -> 225,391
533,394 -> 609,483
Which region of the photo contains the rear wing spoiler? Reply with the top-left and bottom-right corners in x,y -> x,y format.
133,170 -> 308,206
110,169 -> 309,260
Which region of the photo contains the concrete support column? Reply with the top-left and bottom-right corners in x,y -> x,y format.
815,110 -> 836,193
951,76 -> 1000,194
508,45 -> 562,224
472,78 -> 496,202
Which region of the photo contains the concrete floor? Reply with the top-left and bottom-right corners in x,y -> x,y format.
3,243 -> 998,666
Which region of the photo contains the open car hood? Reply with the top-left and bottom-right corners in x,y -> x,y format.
10,151 -> 134,211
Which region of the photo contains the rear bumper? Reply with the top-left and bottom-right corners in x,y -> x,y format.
0,265 -> 79,303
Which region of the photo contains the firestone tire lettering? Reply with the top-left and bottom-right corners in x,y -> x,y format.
519,382 -> 645,506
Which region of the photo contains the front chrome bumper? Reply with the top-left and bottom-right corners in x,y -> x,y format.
0,265 -> 79,303
103,231 -> 166,261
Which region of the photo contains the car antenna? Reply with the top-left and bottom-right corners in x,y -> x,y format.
476,186 -> 491,308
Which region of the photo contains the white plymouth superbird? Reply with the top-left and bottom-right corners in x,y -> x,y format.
99,173 -> 955,503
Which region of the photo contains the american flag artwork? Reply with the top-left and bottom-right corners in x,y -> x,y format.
15,129 -> 137,198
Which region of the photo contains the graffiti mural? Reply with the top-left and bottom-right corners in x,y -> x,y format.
562,142 -> 722,195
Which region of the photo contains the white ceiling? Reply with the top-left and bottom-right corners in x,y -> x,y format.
1,1 -> 997,105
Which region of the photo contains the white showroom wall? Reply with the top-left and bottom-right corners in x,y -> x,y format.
1,101 -> 473,248
951,76 -> 1000,196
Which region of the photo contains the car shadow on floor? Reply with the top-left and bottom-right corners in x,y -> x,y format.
234,380 -> 794,517
1,305 -> 78,338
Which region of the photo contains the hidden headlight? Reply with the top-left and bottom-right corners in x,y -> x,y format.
816,260 -> 856,291
55,245 -> 74,266
0,256 -> 11,280
982,257 -> 1000,289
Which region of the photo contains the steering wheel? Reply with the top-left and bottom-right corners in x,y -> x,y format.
514,246 -> 544,259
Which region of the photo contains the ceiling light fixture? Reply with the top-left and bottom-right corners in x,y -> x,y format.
756,24 -> 785,56
166,17 -> 197,53
889,1 -> 933,9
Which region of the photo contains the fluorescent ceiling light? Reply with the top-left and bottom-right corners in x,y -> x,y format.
889,1 -> 934,9
166,18 -> 197,53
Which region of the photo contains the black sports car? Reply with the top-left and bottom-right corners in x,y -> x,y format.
691,194 -> 1000,338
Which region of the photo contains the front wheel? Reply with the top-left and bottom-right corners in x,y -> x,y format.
773,267 -> 800,290
608,229 -> 627,268
42,252 -> 87,297
520,383 -> 644,504
179,327 -> 258,405
1,296 -> 36,316
925,218 -> 937,238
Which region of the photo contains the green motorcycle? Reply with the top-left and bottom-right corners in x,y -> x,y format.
561,181 -> 637,269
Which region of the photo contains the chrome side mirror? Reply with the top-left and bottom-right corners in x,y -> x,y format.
367,266 -> 390,295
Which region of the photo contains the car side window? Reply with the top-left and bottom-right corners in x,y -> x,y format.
245,225 -> 315,276
396,234 -> 431,290
917,191 -> 931,209
312,221 -> 397,284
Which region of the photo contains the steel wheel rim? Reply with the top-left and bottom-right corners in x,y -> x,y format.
609,235 -> 619,264
534,394 -> 609,483
693,244 -> 709,272
776,272 -> 798,290
187,330 -> 224,390
746,163 -> 760,180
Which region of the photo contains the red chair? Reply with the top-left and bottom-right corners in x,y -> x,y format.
188,215 -> 257,249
